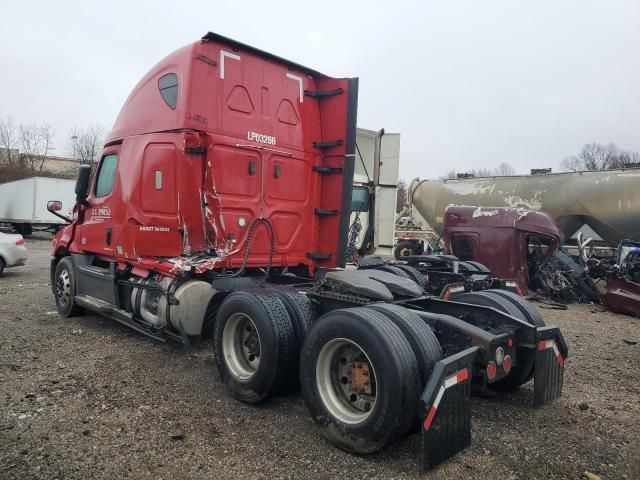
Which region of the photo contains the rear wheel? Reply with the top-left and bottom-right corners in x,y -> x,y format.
272,289 -> 315,342
454,290 -> 540,391
300,307 -> 420,454
393,264 -> 427,289
486,289 -> 544,327
372,265 -> 411,280
466,261 -> 490,272
0,257 -> 5,275
213,291 -> 297,403
53,257 -> 83,317
368,303 -> 442,387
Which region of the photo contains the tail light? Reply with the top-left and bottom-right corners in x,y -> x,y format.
15,238 -> 25,246
486,361 -> 497,380
503,355 -> 512,374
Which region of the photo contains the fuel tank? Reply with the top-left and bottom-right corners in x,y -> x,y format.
410,168 -> 640,245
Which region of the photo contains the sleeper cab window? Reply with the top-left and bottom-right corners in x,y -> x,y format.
158,73 -> 178,109
95,154 -> 117,197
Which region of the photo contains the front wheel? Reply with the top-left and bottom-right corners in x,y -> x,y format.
53,257 -> 83,317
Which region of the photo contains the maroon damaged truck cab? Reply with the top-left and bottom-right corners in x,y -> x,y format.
47,33 -> 568,472
443,205 -> 561,295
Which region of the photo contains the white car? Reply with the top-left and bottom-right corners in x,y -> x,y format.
0,232 -> 28,274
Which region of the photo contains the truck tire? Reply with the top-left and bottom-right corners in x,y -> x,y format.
485,289 -> 544,327
300,307 -> 420,454
213,291 -> 297,404
368,303 -> 442,387
272,289 -> 315,342
372,265 -> 412,280
200,292 -> 228,339
454,291 -> 538,391
53,257 -> 83,317
465,261 -> 491,273
393,264 -> 427,289
394,240 -> 419,259
0,257 -> 5,275
458,261 -> 480,272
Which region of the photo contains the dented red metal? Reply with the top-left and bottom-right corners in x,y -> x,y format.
602,275 -> 640,317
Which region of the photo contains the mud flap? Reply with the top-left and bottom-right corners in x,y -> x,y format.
420,346 -> 479,471
533,326 -> 567,406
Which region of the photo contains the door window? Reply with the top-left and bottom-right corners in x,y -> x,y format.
95,154 -> 117,197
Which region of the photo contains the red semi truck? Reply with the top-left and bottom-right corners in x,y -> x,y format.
48,33 -> 567,470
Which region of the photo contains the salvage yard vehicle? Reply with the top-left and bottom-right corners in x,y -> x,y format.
48,32 -> 567,470
0,231 -> 28,275
598,240 -> 640,316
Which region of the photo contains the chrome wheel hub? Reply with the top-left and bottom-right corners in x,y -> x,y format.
222,313 -> 261,380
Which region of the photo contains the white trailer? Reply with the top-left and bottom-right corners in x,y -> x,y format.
0,177 -> 76,235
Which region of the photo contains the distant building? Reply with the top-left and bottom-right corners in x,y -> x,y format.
0,149 -> 80,177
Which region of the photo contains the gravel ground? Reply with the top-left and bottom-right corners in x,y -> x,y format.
1,238 -> 639,480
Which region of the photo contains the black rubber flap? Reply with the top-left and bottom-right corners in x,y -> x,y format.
533,327 -> 565,406
420,347 -> 478,471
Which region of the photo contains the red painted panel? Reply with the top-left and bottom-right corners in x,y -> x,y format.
56,34 -> 357,277
141,143 -> 177,215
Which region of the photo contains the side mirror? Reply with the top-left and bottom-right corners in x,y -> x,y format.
47,200 -> 71,223
47,200 -> 63,212
75,164 -> 92,205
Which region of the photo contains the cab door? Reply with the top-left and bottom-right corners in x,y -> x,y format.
79,150 -> 119,256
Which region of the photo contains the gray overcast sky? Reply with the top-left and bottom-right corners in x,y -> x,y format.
2,0 -> 639,180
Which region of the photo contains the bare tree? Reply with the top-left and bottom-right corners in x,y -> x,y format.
560,155 -> 584,171
472,168 -> 494,177
0,115 -> 18,167
565,142 -> 638,171
18,122 -> 55,173
68,124 -> 105,165
396,179 -> 408,213
494,162 -> 515,176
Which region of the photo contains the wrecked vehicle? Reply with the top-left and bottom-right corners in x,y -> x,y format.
439,206 -> 605,303
425,205 -> 639,316
601,240 -> 640,316
47,32 -> 567,471
441,205 -> 560,296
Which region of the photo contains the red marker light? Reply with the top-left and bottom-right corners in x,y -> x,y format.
487,361 -> 497,380
507,338 -> 513,347
15,238 -> 25,246
503,355 -> 512,374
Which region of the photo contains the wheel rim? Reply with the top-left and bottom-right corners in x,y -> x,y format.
56,268 -> 71,307
222,313 -> 261,380
316,338 -> 377,425
399,247 -> 414,257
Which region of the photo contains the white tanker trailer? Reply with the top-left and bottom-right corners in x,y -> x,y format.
409,168 -> 640,246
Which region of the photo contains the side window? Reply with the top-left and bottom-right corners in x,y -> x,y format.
350,186 -> 370,212
95,154 -> 117,197
454,236 -> 474,261
158,73 -> 178,109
